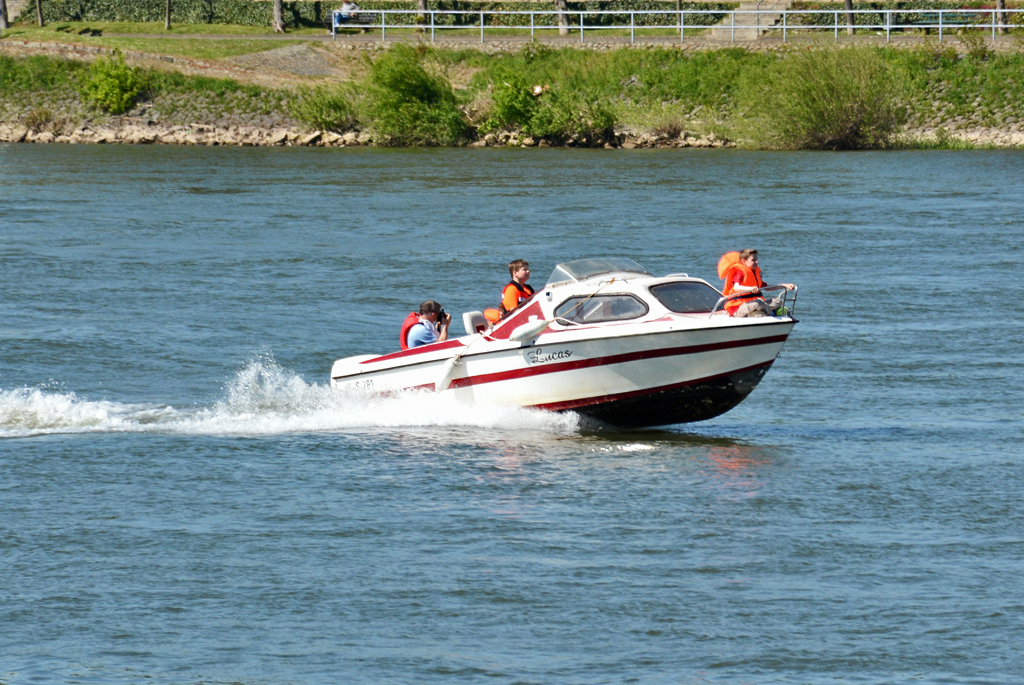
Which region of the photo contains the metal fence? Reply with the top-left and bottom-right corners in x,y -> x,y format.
332,8 -> 1024,43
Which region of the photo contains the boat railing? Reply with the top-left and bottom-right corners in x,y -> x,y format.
709,285 -> 798,319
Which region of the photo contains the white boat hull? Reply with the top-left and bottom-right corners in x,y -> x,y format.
332,317 -> 795,428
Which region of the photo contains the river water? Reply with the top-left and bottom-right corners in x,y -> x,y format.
1,145 -> 1022,684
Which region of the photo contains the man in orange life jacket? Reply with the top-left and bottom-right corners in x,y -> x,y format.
500,259 -> 535,319
723,249 -> 794,317
399,300 -> 451,350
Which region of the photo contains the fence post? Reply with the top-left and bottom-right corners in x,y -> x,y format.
834,11 -> 838,41
782,10 -> 786,42
681,11 -> 684,42
630,11 -> 634,43
992,9 -> 996,43
381,10 -> 385,41
580,11 -> 584,43
938,10 -> 942,42
886,9 -> 890,42
480,10 -> 484,42
731,11 -> 735,42
531,11 -> 534,39
430,10 -> 434,41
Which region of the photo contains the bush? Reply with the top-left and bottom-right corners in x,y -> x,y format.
732,47 -> 907,150
481,70 -> 538,132
366,44 -> 467,146
23,108 -> 55,133
290,84 -> 358,132
527,87 -> 616,143
80,49 -> 141,114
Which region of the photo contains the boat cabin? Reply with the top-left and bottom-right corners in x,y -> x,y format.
464,258 -> 732,340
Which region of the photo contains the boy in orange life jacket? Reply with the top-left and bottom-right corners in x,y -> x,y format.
500,259 -> 536,319
724,249 -> 795,316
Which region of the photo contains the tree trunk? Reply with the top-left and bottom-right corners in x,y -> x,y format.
1,0 -> 9,31
272,0 -> 284,33
417,0 -> 427,22
676,0 -> 682,35
555,0 -> 568,36
844,0 -> 854,35
996,0 -> 1007,35
36,0 -> 44,27
165,0 -> 171,30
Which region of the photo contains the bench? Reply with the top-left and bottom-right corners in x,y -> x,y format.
331,9 -> 378,35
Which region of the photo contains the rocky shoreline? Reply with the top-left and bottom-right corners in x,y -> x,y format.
4,120 -> 1022,148
0,120 -> 736,148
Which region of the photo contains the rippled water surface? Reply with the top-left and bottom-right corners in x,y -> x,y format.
1,145 -> 1022,684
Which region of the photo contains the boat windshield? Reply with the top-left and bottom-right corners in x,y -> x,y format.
546,258 -> 652,287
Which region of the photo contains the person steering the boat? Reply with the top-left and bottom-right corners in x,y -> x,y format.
721,249 -> 795,317
401,300 -> 451,349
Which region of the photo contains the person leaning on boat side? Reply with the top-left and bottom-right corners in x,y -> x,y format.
723,249 -> 794,317
500,259 -> 536,319
403,300 -> 451,349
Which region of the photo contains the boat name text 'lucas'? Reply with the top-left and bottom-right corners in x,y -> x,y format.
524,347 -> 573,365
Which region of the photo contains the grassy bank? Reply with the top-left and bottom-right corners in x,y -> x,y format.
2,41 -> 1024,148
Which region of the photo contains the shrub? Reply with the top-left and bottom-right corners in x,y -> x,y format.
23,108 -> 54,133
290,84 -> 358,132
80,49 -> 142,114
957,30 -> 992,62
732,47 -> 907,150
481,70 -> 538,132
527,87 -> 616,144
365,44 -> 467,146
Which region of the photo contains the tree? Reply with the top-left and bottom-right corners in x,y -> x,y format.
273,0 -> 284,33
996,0 -> 1007,35
36,0 -> 44,27
676,0 -> 682,36
418,0 -> 427,23
845,0 -> 854,35
165,0 -> 171,30
555,0 -> 569,36
1,0 -> 9,31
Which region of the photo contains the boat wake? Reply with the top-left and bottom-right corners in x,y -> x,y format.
0,359 -> 580,439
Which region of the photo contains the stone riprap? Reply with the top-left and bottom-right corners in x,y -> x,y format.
0,120 -> 736,148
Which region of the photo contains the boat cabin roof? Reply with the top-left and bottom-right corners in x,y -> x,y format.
545,258 -> 652,287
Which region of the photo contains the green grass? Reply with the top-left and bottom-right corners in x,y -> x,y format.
0,23 -> 301,59
0,54 -> 88,92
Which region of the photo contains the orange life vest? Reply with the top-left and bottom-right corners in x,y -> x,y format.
722,262 -> 765,315
499,281 -> 536,318
399,312 -> 421,351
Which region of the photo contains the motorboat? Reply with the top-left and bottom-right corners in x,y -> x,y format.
330,258 -> 797,427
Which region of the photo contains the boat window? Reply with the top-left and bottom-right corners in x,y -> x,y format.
649,282 -> 722,313
554,294 -> 649,325
546,258 -> 651,286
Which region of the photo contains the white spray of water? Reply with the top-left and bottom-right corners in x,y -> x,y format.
0,359 -> 579,439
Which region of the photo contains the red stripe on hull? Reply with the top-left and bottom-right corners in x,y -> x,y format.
448,333 -> 789,390
361,339 -> 464,364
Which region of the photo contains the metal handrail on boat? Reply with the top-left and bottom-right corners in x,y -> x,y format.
709,285 -> 798,318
